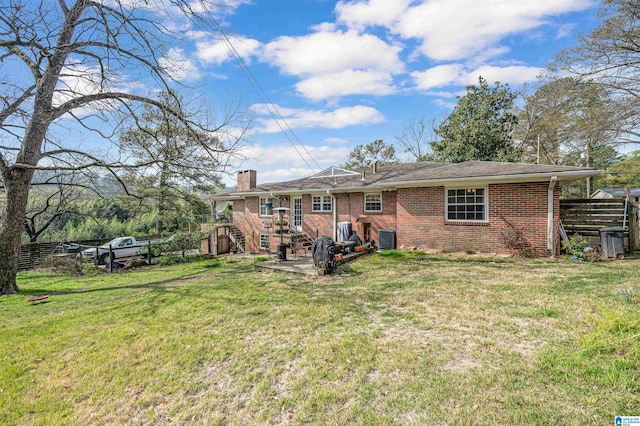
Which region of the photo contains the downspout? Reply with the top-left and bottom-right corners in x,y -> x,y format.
332,193 -> 337,241
548,176 -> 558,256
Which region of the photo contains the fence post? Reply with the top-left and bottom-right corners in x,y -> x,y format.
95,245 -> 99,267
148,240 -> 152,263
109,244 -> 113,273
630,203 -> 639,252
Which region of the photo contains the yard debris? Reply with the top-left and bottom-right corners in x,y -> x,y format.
26,295 -> 49,304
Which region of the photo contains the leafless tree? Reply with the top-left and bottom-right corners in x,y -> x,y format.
554,0 -> 640,143
395,116 -> 438,162
0,0 -> 249,294
23,172 -> 88,243
514,78 -> 621,195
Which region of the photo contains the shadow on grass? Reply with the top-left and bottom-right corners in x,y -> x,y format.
14,263 -> 249,298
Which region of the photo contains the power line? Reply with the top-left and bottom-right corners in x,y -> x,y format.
199,7 -> 322,173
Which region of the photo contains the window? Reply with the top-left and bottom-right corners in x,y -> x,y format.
312,195 -> 332,212
259,233 -> 270,250
364,193 -> 382,212
446,188 -> 487,222
259,197 -> 273,216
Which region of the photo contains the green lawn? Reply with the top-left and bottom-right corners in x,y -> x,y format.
1,253 -> 639,425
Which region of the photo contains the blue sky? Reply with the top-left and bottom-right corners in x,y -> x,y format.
55,0 -> 602,187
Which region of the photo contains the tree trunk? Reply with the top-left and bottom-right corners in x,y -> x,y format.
0,168 -> 34,295
156,161 -> 170,235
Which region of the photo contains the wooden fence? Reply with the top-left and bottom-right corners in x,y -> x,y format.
18,239 -> 102,270
560,199 -> 639,252
18,236 -> 161,270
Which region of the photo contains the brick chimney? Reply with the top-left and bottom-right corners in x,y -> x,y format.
237,170 -> 256,192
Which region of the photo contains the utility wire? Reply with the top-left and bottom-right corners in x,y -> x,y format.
200,6 -> 322,173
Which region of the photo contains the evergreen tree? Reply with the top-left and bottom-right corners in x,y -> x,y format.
431,77 -> 520,163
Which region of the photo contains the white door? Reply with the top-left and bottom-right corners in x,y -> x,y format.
292,197 -> 302,232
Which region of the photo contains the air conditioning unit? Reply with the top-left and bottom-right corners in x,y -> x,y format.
378,230 -> 396,250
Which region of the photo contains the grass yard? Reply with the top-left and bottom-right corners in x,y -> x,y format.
1,253 -> 639,425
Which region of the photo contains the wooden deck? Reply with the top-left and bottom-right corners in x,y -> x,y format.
254,249 -> 371,276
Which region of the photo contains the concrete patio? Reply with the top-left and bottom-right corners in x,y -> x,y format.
254,249 -> 370,276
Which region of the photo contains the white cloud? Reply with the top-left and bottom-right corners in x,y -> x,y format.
433,98 -> 458,110
250,104 -> 384,133
262,29 -> 404,77
54,62 -> 136,116
261,168 -> 319,182
196,36 -> 261,64
410,64 -> 465,91
239,144 -> 351,168
555,23 -> 577,39
186,0 -> 252,15
408,0 -> 591,60
296,70 -> 396,100
412,64 -> 544,90
470,65 -> 544,85
336,0 -> 411,28
337,0 -> 592,61
185,30 -> 211,40
310,22 -> 338,32
466,47 -> 512,68
324,137 -> 350,144
159,48 -> 201,81
260,29 -> 404,100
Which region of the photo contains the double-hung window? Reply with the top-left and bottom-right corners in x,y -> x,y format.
312,195 -> 332,212
259,197 -> 273,216
446,188 -> 487,222
364,193 -> 382,212
259,233 -> 270,249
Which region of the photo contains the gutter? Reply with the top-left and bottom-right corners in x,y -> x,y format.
376,170 -> 601,189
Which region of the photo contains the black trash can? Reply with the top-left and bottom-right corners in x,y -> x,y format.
599,228 -> 625,258
276,243 -> 288,261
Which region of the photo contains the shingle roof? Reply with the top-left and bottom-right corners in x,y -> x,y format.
593,187 -> 640,198
214,161 -> 600,199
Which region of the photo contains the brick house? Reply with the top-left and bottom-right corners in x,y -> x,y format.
211,161 -> 600,257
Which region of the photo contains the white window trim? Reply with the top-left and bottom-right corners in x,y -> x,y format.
259,233 -> 270,249
444,187 -> 489,223
364,193 -> 382,213
311,195 -> 333,212
259,197 -> 273,217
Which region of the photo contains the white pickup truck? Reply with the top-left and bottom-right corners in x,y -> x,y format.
83,236 -> 148,264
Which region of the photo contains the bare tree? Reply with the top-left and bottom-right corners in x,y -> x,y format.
395,117 -> 437,162
554,0 -> 640,143
23,173 -> 87,243
0,1 -> 248,294
514,77 -> 621,196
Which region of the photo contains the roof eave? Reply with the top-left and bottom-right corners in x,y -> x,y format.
215,169 -> 602,197
376,170 -> 602,188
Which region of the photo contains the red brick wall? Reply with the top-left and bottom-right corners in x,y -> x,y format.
237,170 -> 256,192
300,194 -> 333,239
233,196 -> 294,252
296,192 -> 397,242
396,182 -> 556,256
232,182 -> 558,257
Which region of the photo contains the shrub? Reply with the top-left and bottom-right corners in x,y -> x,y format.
39,255 -> 86,276
562,233 -> 601,261
499,216 -> 534,257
